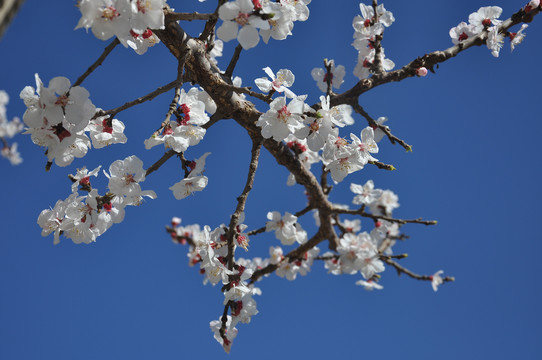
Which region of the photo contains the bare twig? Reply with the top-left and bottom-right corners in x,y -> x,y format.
145,149 -> 177,177
368,160 -> 396,171
95,80 -> 178,118
73,38 -> 120,88
225,44 -> 243,79
332,206 -> 438,226
382,257 -> 455,284
352,102 -> 412,151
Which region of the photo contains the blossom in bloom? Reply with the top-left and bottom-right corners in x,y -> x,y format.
76,0 -> 165,54
259,1 -> 295,43
256,96 -> 305,141
449,21 -> 477,45
265,211 -> 306,245
350,180 -> 383,206
38,194 -> 80,245
87,113 -> 127,149
20,74 -> 96,132
210,316 -> 238,353
269,246 -> 284,265
371,116 -> 388,143
325,149 -> 365,183
216,0 -> 270,50
70,165 -> 102,193
524,0 -> 540,13
468,6 -> 502,33
169,152 -> 211,200
370,189 -> 399,216
1,142 -> 22,165
144,87 -> 209,152
76,0 -> 131,41
486,26 -> 505,57
128,0 -> 166,33
0,90 -> 23,139
355,279 -> 383,291
311,59 -> 346,93
350,126 -> 379,165
510,24 -> 528,51
254,67 -> 296,98
285,134 -> 320,186
170,176 -> 208,200
280,0 -> 311,22
430,270 -> 444,292
105,155 -> 157,205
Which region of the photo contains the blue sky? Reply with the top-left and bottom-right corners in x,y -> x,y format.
1,0 -> 541,359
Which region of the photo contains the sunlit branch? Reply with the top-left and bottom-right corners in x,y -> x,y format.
371,0 -> 385,74
167,12 -> 214,21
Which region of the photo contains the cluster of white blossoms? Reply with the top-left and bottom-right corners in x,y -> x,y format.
144,87 -> 212,153
217,0 -> 311,50
20,74 -> 127,167
352,3 -> 395,80
449,3 -> 537,57
0,90 -> 23,165
38,155 -> 156,245
255,67 -> 385,183
76,0 -> 166,54
20,0 -> 535,353
168,216 -> 262,353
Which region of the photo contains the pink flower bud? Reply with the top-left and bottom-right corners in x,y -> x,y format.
416,67 -> 428,77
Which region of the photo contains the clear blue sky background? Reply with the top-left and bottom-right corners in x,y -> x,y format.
1,0 -> 541,359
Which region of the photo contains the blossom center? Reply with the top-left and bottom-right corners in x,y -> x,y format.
124,173 -> 136,185
277,105 -> 291,122
102,118 -> 113,134
101,6 -> 119,21
458,32 -> 469,41
136,0 -> 151,14
52,123 -> 71,142
335,137 -> 347,148
235,12 -> 250,26
55,94 -> 70,107
482,18 -> 492,27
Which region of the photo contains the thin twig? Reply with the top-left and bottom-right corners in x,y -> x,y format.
368,160 -> 396,171
95,80 -> 178,118
225,44 -> 243,79
332,206 -> 438,226
145,149 -> 177,177
352,102 -> 412,151
73,38 -> 120,88
382,257 -> 455,284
